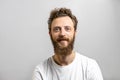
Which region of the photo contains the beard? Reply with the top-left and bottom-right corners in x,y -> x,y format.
50,33 -> 75,56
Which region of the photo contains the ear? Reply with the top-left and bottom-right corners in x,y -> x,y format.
74,30 -> 77,36
48,27 -> 51,35
49,31 -> 51,35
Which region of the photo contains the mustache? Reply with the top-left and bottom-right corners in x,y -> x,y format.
56,37 -> 69,42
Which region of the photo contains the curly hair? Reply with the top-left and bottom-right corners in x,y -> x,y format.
48,8 -> 78,32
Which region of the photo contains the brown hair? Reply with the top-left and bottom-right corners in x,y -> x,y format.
48,8 -> 78,32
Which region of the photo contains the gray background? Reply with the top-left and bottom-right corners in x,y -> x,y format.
0,0 -> 120,80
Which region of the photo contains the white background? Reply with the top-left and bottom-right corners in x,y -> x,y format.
0,0 -> 120,80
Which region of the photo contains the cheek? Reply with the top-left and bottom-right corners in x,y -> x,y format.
68,31 -> 74,36
51,33 -> 58,40
70,33 -> 76,39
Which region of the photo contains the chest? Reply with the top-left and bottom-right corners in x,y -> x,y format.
45,64 -> 86,80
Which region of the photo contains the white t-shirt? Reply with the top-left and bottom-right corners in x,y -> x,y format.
32,52 -> 103,80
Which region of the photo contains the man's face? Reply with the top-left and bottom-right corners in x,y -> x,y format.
49,16 -> 76,55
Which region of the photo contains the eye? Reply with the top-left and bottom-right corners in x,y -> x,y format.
64,26 -> 71,31
53,27 -> 60,32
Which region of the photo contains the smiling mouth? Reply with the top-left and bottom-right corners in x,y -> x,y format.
57,38 -> 69,42
59,40 -> 68,44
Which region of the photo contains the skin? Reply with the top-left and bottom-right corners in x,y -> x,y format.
49,16 -> 77,66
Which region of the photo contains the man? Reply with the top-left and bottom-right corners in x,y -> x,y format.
32,8 -> 103,80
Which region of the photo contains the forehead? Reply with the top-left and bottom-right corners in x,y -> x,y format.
51,16 -> 74,28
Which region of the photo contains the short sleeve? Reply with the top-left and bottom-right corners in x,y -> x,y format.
32,66 -> 43,80
87,60 -> 103,80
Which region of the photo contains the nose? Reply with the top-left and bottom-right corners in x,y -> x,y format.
60,28 -> 66,36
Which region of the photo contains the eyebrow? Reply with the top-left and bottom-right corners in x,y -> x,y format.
64,25 -> 71,27
54,25 -> 71,28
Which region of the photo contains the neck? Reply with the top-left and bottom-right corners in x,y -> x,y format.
53,51 -> 75,66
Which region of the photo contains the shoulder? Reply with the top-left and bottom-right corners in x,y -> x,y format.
76,52 -> 97,65
32,57 -> 53,80
76,52 -> 100,72
34,57 -> 52,73
76,52 -> 103,80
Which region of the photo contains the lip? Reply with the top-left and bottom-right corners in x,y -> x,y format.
60,40 -> 67,42
58,40 -> 68,46
57,38 -> 69,41
57,39 -> 68,42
